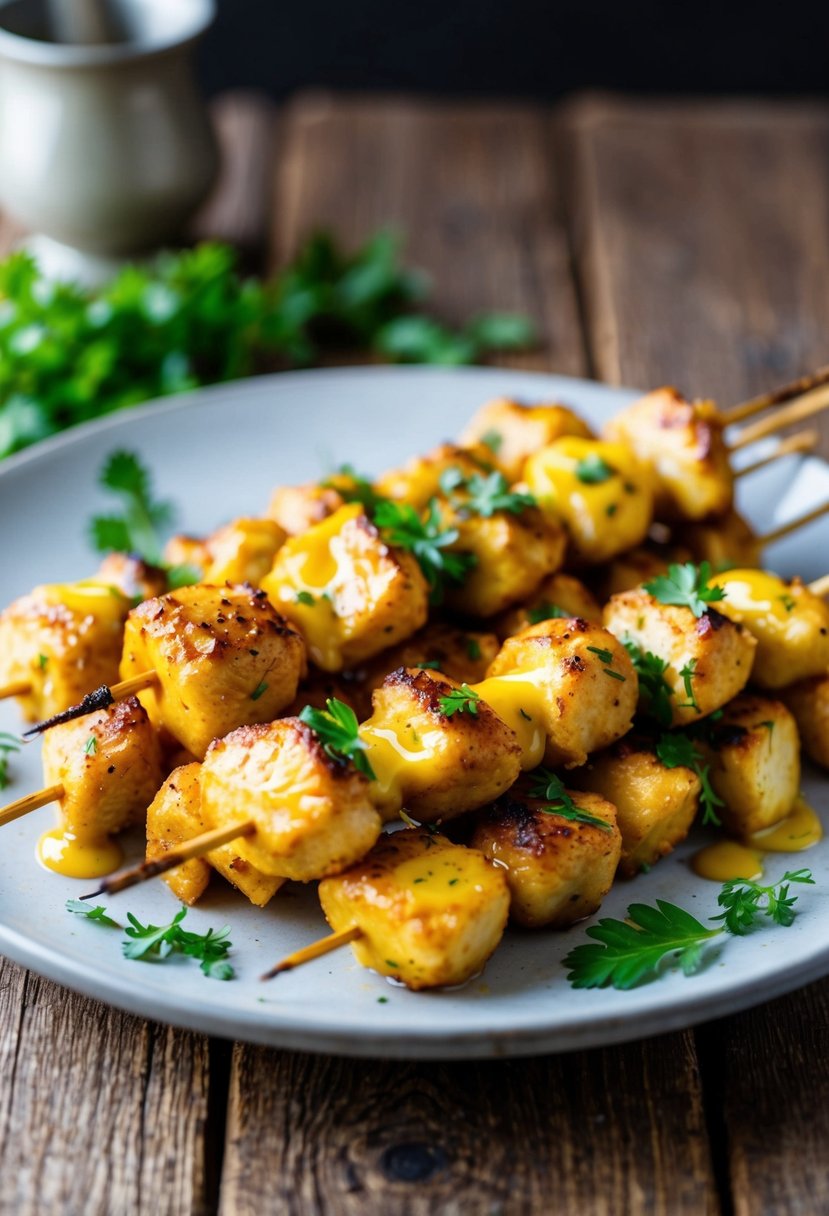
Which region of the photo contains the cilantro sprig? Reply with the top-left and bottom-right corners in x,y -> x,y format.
438,684 -> 482,717
528,768 -> 613,832
564,869 -> 813,990
90,450 -> 174,565
66,900 -> 235,979
372,498 -> 476,602
299,697 -> 376,780
643,561 -> 726,618
0,731 -> 20,791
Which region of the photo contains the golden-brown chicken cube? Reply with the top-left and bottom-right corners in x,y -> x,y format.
95,554 -> 169,603
145,762 -> 284,907
318,827 -> 510,990
524,437 -> 654,564
261,503 -> 429,672
202,517 -> 287,586
494,573 -> 602,639
437,499 -> 567,618
360,667 -> 523,822
0,580 -> 130,721
265,468 -> 369,536
471,786 -> 621,927
696,695 -> 801,836
707,569 -> 829,689
119,584 -> 306,758
42,697 -> 162,842
458,398 -> 594,482
351,622 -> 500,719
603,589 -> 756,725
162,534 -> 210,572
201,718 -> 382,881
479,618 -> 638,769
603,387 -> 733,522
568,739 -> 700,876
677,510 -> 763,570
782,673 -> 829,770
375,443 -> 495,509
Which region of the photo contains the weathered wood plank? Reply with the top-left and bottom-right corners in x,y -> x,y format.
272,93 -> 585,374
220,1037 -> 717,1216
223,95 -> 719,1216
0,957 -> 214,1216
568,95 -> 829,1216
565,97 -> 829,453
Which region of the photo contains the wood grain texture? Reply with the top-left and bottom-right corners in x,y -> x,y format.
272,93 -> 585,374
0,956 -> 214,1216
220,1039 -> 718,1216
222,94 -> 718,1216
565,97 -> 829,456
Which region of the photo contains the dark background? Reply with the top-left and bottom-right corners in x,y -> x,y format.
198,0 -> 828,98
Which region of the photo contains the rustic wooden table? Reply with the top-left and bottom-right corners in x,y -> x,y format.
2,92 -> 829,1216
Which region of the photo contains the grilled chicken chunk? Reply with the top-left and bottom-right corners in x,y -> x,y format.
200,718 -> 382,881
145,762 -> 284,906
471,786 -> 621,927
603,589 -> 756,725
318,827 -> 510,990
119,583 -> 306,758
262,503 -> 429,672
494,572 -> 602,640
374,442 -> 494,509
782,673 -> 829,770
458,397 -> 594,483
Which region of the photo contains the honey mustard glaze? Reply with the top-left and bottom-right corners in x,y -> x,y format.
472,674 -> 547,770
37,827 -> 123,879
692,797 -> 822,882
359,717 -> 431,817
394,848 -> 485,905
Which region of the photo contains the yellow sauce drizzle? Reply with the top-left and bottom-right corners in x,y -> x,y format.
37,828 -> 123,879
472,674 -> 547,770
395,848 -> 482,905
359,721 -> 430,818
748,796 -> 823,853
692,841 -> 764,883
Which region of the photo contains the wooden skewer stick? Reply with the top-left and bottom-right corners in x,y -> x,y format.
809,574 -> 829,599
722,364 -> 829,426
734,429 -> 818,479
23,670 -> 159,737
0,680 -> 33,701
730,383 -> 829,450
80,820 -> 256,900
260,925 -> 364,981
0,783 -> 64,828
758,501 -> 829,548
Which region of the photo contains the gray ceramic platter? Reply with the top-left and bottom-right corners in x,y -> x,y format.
1,366 -> 828,1058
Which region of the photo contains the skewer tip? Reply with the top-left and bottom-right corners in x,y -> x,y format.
78,886 -> 106,901
260,962 -> 292,981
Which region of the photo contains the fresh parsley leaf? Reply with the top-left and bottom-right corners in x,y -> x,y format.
415,659 -> 442,670
250,680 -> 268,701
479,428 -> 503,454
712,870 -> 814,935
526,768 -> 613,832
84,735 -> 98,755
299,697 -> 376,780
443,468 -> 536,518
438,684 -> 482,717
122,906 -> 234,979
0,731 -> 20,791
643,561 -> 726,618
165,563 -> 201,590
372,498 -> 476,603
295,590 -> 316,606
90,450 -> 174,565
678,659 -> 699,713
575,454 -> 614,484
564,900 -> 723,989
66,899 -> 120,928
527,601 -> 569,624
655,730 -> 724,827
623,637 -> 674,727
322,464 -> 382,512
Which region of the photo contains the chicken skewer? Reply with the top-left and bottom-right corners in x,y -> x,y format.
732,429 -> 818,478
721,364 -> 829,425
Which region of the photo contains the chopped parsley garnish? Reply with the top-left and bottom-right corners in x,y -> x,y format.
678,660 -> 700,713
527,768 -> 612,832
250,680 -> 269,701
623,638 -> 674,728
415,659 -> 442,670
372,498 -> 476,603
66,901 -> 235,978
563,870 -> 813,990
465,637 -> 482,661
0,731 -> 20,791
606,503 -> 618,517
443,468 -> 536,518
299,697 -> 376,780
575,453 -> 614,484
37,653 -> 48,671
779,594 -> 796,613
479,429 -> 503,454
295,590 -> 316,606
587,644 -> 625,682
655,731 -> 724,827
643,561 -> 726,618
527,601 -> 569,624
84,735 -> 98,756
322,464 -> 382,512
438,684 -> 482,717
